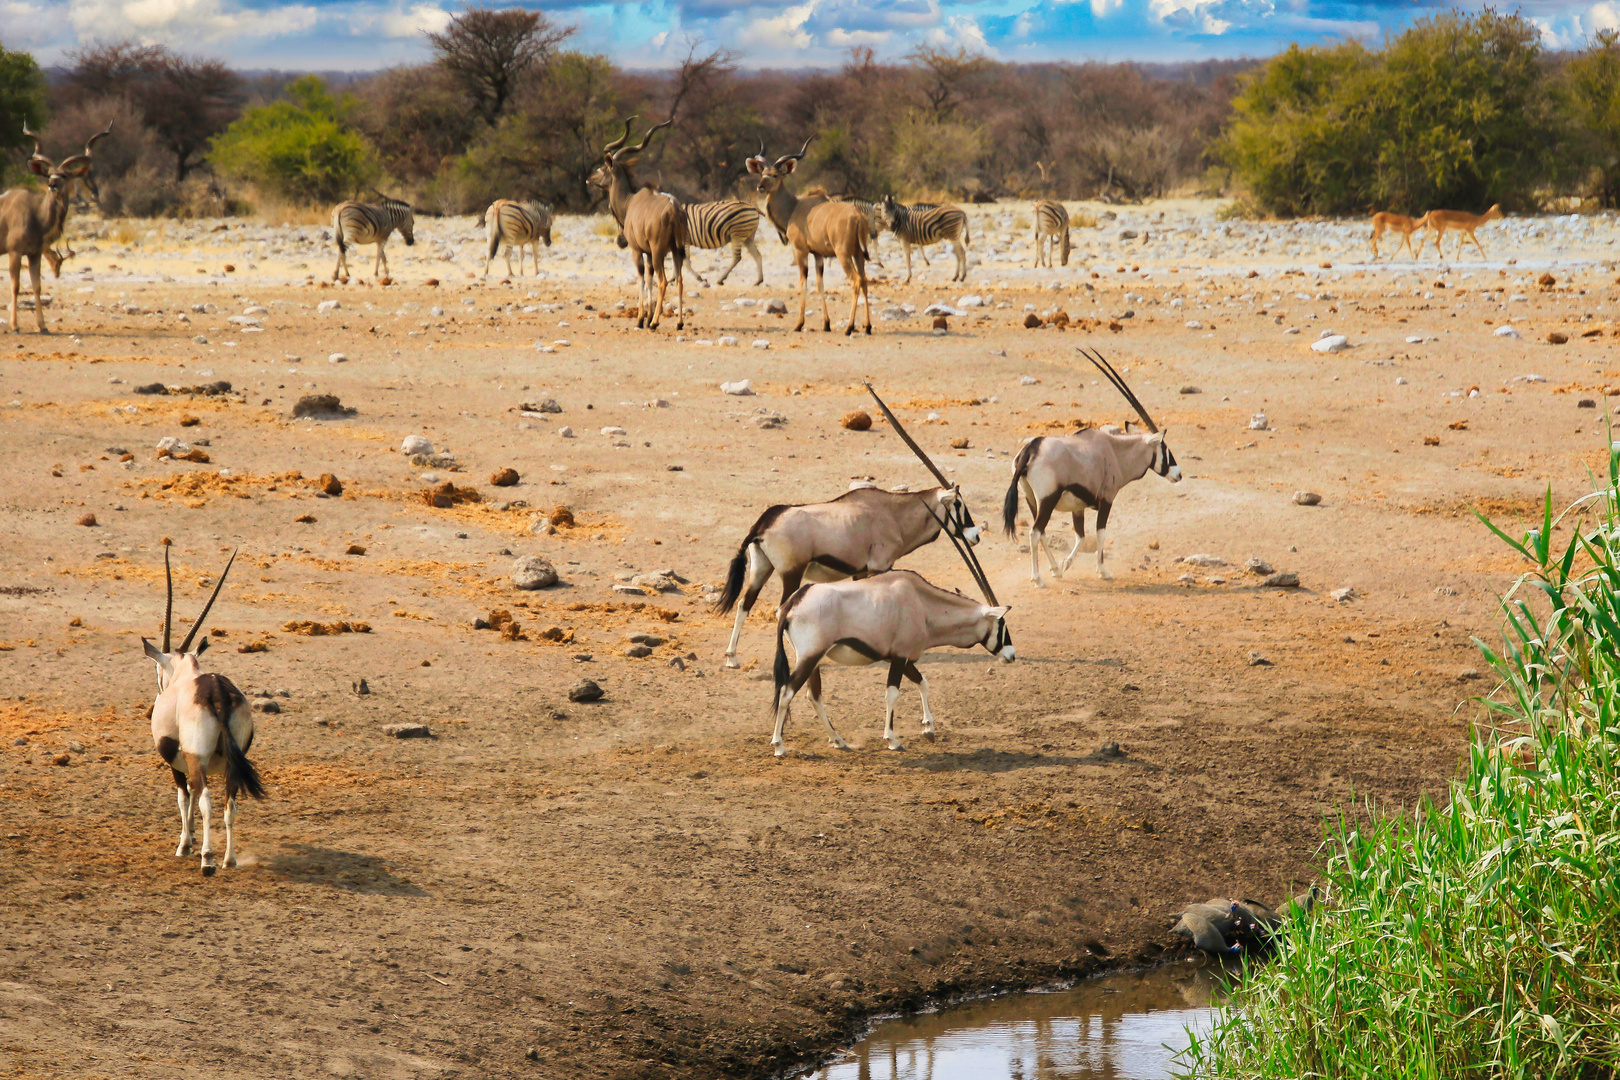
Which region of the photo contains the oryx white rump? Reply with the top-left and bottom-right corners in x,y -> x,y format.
770,571 -> 1013,757
142,547 -> 265,876
716,485 -> 981,668
1002,350 -> 1181,586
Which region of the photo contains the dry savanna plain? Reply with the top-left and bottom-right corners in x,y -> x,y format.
0,199 -> 1615,1079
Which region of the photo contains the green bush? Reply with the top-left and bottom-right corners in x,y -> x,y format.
1217,12 -> 1569,216
1182,455 -> 1620,1078
1567,30 -> 1620,207
209,75 -> 378,204
0,42 -> 48,184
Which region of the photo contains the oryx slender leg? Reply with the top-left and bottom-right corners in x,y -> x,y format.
778,566 -> 806,612
814,255 -> 831,332
1094,499 -> 1113,580
903,662 -> 935,736
772,650 -> 825,757
1029,492 -> 1062,585
196,783 -> 215,876
806,668 -> 850,751
883,660 -> 906,751
725,545 -> 775,669
1060,511 -> 1086,575
223,778 -> 239,869
172,770 -> 192,856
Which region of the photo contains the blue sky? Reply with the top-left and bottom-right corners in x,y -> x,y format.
2,0 -> 1612,71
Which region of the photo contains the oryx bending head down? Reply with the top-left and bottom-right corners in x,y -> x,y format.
142,545 -> 265,876
770,570 -> 1013,757
1002,348 -> 1180,586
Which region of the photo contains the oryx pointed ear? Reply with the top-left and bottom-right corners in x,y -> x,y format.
1124,419 -> 1137,433
1153,428 -> 1167,441
940,487 -> 959,503
986,606 -> 1009,619
142,637 -> 164,662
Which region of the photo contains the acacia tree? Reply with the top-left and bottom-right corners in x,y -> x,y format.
1567,30 -> 1620,207
426,6 -> 573,127
0,42 -> 48,182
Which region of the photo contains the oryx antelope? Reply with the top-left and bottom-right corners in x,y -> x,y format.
1,121 -> 110,334
748,137 -> 872,335
771,569 -> 1012,757
589,117 -> 687,330
1032,164 -> 1071,267
1369,210 -> 1429,260
1003,349 -> 1181,585
680,199 -> 763,286
881,195 -> 969,283
484,198 -> 553,276
717,485 -> 982,668
142,547 -> 265,876
331,192 -> 415,282
1426,204 -> 1504,260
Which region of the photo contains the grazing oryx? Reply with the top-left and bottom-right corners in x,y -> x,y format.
748,137 -> 872,335
1003,349 -> 1181,585
331,191 -> 415,282
588,117 -> 687,330
681,199 -> 764,286
1033,163 -> 1071,267
770,570 -> 1013,756
1,121 -> 110,334
717,485 -> 982,668
142,546 -> 265,876
484,198 -> 553,276
881,195 -> 969,283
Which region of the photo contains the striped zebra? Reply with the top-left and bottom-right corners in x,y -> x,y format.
835,198 -> 889,269
483,199 -> 553,277
331,194 -> 415,282
680,199 -> 764,286
880,196 -> 970,283
1034,200 -> 1071,267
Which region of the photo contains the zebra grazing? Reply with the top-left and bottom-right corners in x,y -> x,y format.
681,200 -> 764,286
880,196 -> 970,283
1034,200 -> 1071,267
331,193 -> 415,282
484,199 -> 553,277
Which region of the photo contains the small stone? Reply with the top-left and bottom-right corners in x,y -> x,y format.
841,410 -> 872,431
52,753 -> 71,767
401,435 -> 433,456
717,335 -> 739,347
317,473 -> 342,496
1245,557 -> 1273,575
384,724 -> 433,739
1547,331 -> 1568,345
763,298 -> 787,314
600,425 -> 627,437
490,468 -> 520,486
1459,668 -> 1482,681
720,380 -> 754,396
1181,553 -> 1226,567
510,555 -> 558,590
353,678 -> 370,695
1023,313 -> 1042,329
1311,334 -> 1349,354
568,679 -> 604,702
1247,651 -> 1272,666
292,394 -> 355,419
1249,413 -> 1269,431
1330,587 -> 1356,602
1293,491 -> 1322,506
626,632 -> 665,645
667,656 -> 686,671
558,426 -> 574,438
76,513 -> 97,527
1185,320 -> 1203,329
317,299 -> 341,313
1019,375 -> 1039,385
1261,571 -> 1300,588
1494,325 -> 1520,339
949,436 -> 970,449
345,544 -> 366,556
1580,398 -> 1597,408
1179,385 -> 1200,394
751,339 -> 771,349
624,644 -> 653,658
252,700 -> 280,713
328,352 -> 348,364
1538,272 -> 1556,287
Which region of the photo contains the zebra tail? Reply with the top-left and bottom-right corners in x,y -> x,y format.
962,216 -> 971,249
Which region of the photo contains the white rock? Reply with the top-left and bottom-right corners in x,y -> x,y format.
751,339 -> 771,349
717,335 -> 739,347
328,352 -> 348,364
227,315 -> 261,326
510,555 -> 558,590
1249,413 -> 1269,431
1494,325 -> 1520,338
1396,376 -> 1409,385
1513,373 -> 1546,383
400,435 -> 433,456
720,380 -> 754,396
558,426 -> 575,438
924,303 -> 966,317
763,298 -> 788,314
317,299 -> 341,313
1182,553 -> 1226,567
600,426 -> 627,436
1311,334 -> 1349,353
880,306 -> 909,321
1405,335 -> 1425,344
957,295 -> 984,308
1330,587 -> 1357,602
1185,320 -> 1203,329
430,306 -> 445,317
1019,375 -> 1039,386
244,305 -> 268,316
156,436 -> 179,452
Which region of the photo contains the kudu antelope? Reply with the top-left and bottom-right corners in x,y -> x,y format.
331,191 -> 415,282
747,137 -> 872,335
1369,211 -> 1430,260
1427,204 -> 1504,260
1003,349 -> 1181,585
142,547 -> 265,876
589,117 -> 686,330
0,121 -> 110,333
1033,162 -> 1071,267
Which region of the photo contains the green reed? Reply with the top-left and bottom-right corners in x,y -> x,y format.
1180,444 -> 1620,1080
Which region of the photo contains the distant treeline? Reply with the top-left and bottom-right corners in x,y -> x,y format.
3,7 -> 1620,218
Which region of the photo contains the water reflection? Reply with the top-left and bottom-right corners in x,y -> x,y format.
805,965 -> 1228,1080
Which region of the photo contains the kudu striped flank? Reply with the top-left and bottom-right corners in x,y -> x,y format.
880,195 -> 970,283
331,192 -> 415,282
483,199 -> 553,277
1,121 -> 110,333
681,199 -> 763,286
748,137 -> 872,335
141,546 -> 265,876
589,117 -> 687,330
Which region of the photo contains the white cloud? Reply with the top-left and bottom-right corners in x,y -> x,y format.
63,0 -> 318,46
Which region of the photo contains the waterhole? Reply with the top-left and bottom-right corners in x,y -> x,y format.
803,964 -> 1229,1080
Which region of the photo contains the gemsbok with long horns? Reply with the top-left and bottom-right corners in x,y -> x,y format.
331,191 -> 415,282
1,121 -> 110,334
589,117 -> 686,330
1003,348 -> 1181,585
769,398 -> 1011,756
747,137 -> 872,335
483,198 -> 553,277
142,546 -> 265,876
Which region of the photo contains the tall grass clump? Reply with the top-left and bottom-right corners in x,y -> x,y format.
1182,451 -> 1620,1079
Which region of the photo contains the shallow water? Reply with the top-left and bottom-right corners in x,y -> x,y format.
803,965 -> 1229,1080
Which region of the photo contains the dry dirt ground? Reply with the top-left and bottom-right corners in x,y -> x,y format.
1,200 -> 1613,1079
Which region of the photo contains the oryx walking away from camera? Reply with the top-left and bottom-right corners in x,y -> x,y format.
718,485 -> 982,668
331,192 -> 415,282
589,117 -> 687,330
483,199 -> 552,276
881,195 -> 969,283
1003,349 -> 1181,585
681,199 -> 763,286
142,546 -> 265,875
1032,164 -> 1071,267
1,121 -> 110,333
748,137 -> 872,335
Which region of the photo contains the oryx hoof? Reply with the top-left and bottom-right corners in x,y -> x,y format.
922,729 -> 936,741
1098,568 -> 1113,580
772,744 -> 787,758
225,855 -> 237,869
201,859 -> 216,877
885,738 -> 905,752
724,656 -> 741,669
831,738 -> 851,751
175,844 -> 190,857
1031,578 -> 1048,588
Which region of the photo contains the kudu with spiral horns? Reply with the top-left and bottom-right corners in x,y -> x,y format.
589,117 -> 687,330
0,121 -> 110,333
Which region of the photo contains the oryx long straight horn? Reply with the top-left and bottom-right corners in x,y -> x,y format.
179,548 -> 237,653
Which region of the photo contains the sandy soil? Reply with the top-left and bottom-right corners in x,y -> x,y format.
0,198 -> 1611,1078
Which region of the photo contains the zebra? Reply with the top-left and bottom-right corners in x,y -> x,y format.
880,195 -> 970,283
1034,200 -> 1071,267
483,199 -> 553,277
833,198 -> 889,269
680,199 -> 764,286
331,193 -> 415,282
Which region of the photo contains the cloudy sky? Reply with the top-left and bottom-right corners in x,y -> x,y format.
2,0 -> 1614,71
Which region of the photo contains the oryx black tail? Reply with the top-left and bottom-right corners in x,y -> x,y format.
715,504 -> 789,614
1003,437 -> 1044,537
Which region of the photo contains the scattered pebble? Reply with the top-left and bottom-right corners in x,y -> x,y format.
510,555 -> 558,590
1293,491 -> 1322,506
1310,334 -> 1349,353
400,435 -> 432,456
1261,571 -> 1300,588
384,724 -> 433,739
568,679 -> 604,703
720,380 -> 754,396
